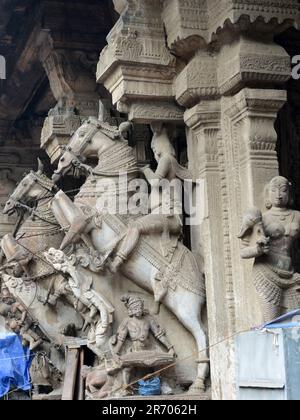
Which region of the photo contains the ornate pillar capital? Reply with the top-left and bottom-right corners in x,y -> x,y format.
97,0 -> 182,123
217,36 -> 291,96
175,51 -> 219,108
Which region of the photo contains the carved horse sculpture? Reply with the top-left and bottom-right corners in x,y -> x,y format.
1,162 -> 84,336
2,160 -> 64,278
0,164 -> 82,396
51,118 -> 208,391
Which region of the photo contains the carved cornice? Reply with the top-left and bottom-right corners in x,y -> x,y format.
160,0 -> 299,57
118,100 -> 184,123
208,0 -> 299,41
98,0 -> 299,117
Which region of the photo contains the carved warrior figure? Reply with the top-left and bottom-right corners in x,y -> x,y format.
51,117 -> 208,392
110,295 -> 175,393
81,366 -> 115,400
239,176 -> 300,322
0,284 -> 43,350
110,122 -> 192,273
44,247 -> 114,354
2,159 -> 63,276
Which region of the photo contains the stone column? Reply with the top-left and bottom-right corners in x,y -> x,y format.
98,0 -> 300,400
172,2 -> 297,399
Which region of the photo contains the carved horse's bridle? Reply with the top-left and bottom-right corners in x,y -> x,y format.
8,171 -> 57,213
63,121 -> 101,164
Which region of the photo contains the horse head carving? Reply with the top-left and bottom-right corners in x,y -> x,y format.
52,117 -> 132,182
3,160 -> 57,216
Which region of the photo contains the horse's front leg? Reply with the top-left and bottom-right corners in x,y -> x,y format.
60,216 -> 94,250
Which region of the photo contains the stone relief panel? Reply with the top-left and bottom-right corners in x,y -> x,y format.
239,177 -> 300,323
0,116 -> 210,399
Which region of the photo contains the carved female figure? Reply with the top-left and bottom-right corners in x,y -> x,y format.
239,176 -> 300,322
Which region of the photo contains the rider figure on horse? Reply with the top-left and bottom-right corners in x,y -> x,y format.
110,123 -> 193,273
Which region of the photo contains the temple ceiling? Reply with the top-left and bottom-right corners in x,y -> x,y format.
0,0 -> 115,146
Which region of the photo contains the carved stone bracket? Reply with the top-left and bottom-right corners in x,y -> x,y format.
175,51 -> 219,108
118,100 -> 184,124
38,33 -> 101,162
97,0 -> 183,123
162,0 -> 208,57
218,36 -> 292,95
41,105 -> 82,164
39,33 -> 100,115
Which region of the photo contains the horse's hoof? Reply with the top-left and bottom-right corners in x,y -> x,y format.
151,302 -> 161,315
109,263 -> 118,274
109,257 -> 123,274
188,379 -> 205,395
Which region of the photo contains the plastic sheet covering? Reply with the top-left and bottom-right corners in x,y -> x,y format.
0,333 -> 33,398
138,377 -> 161,396
256,309 -> 300,330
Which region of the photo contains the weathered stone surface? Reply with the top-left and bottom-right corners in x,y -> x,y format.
208,0 -> 299,39
1,0 -> 300,402
97,0 -> 182,123
175,51 -> 219,107
218,37 -> 291,95
162,0 -> 208,57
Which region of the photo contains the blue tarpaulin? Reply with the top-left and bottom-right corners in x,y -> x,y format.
138,377 -> 161,396
256,309 -> 300,330
0,332 -> 33,398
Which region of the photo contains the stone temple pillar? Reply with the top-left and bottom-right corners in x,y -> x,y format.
172,2 -> 297,400
97,0 -> 299,399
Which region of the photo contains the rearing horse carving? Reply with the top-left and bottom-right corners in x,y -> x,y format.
1,162 -> 84,339
2,160 -> 63,277
51,117 -> 209,391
